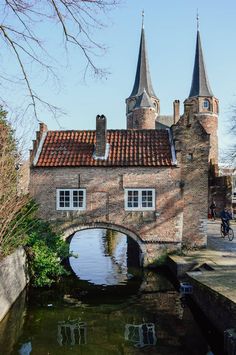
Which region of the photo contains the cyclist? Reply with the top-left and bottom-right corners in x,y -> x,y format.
220,207 -> 232,235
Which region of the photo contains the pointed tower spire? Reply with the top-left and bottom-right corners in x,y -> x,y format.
129,24 -> 156,98
189,30 -> 213,98
184,26 -> 219,166
126,15 -> 159,129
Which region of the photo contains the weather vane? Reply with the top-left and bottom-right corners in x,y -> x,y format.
142,10 -> 144,28
196,9 -> 200,30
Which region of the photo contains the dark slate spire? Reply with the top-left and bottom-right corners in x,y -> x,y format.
129,25 -> 157,99
134,89 -> 154,109
189,30 -> 213,98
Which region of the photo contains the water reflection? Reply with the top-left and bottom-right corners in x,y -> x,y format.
57,320 -> 87,346
0,270 -> 223,355
124,323 -> 157,348
19,342 -> 32,355
0,289 -> 26,355
69,228 -> 133,285
0,228 -> 223,355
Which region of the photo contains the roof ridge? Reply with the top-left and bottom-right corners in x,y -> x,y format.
47,128 -> 168,133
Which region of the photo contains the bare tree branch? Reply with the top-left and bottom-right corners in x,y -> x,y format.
0,0 -> 121,119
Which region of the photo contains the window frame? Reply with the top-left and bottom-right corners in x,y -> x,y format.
203,99 -> 210,110
56,189 -> 86,211
124,188 -> 155,211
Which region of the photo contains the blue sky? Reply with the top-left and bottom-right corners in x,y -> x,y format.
2,0 -> 236,151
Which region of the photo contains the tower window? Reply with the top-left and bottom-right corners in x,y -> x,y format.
203,99 -> 210,110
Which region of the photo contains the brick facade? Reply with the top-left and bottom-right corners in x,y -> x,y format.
172,114 -> 210,248
127,107 -> 157,129
29,166 -> 183,265
198,114 -> 218,165
209,174 -> 232,216
184,96 -> 219,166
29,105 -> 211,264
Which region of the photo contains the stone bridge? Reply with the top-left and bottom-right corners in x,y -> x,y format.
60,221 -> 181,267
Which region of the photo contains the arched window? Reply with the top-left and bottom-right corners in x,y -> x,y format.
203,99 -> 210,110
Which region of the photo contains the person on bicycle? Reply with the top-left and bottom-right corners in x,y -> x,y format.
220,207 -> 232,234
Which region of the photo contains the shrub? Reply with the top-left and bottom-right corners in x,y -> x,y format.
26,217 -> 70,287
3,199 -> 70,287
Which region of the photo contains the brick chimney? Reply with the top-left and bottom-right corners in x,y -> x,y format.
95,115 -> 107,158
173,100 -> 180,124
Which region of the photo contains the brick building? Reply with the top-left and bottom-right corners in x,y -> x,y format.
214,165 -> 236,215
29,24 -> 219,265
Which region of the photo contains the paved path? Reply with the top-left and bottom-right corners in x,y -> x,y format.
207,220 -> 236,252
169,220 -> 236,334
169,220 -> 236,274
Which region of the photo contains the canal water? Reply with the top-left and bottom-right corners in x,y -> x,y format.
0,229 -> 223,355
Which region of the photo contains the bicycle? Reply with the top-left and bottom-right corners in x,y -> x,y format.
220,221 -> 234,241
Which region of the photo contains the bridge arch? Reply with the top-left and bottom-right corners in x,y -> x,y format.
62,222 -> 145,265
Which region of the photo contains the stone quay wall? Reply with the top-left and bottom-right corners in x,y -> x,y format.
187,274 -> 236,334
0,248 -> 28,322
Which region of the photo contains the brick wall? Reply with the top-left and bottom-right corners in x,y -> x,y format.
184,96 -> 218,166
30,166 -> 183,263
198,114 -> 218,165
127,108 -> 156,129
172,116 -> 210,248
209,175 -> 232,216
30,114 -> 211,257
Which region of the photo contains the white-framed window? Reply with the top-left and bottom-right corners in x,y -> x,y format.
125,189 -> 155,211
56,189 -> 86,211
203,99 -> 210,110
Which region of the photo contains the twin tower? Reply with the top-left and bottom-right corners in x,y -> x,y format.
126,23 -> 219,166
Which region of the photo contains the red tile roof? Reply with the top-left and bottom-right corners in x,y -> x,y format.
35,130 -> 174,167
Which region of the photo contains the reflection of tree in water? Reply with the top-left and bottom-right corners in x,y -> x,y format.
103,229 -> 118,256
101,229 -> 128,280
69,228 -> 133,285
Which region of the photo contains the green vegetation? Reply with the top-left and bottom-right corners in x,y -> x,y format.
3,198 -> 70,287
25,209 -> 70,287
150,253 -> 168,268
7,199 -> 70,288
0,107 -> 70,287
